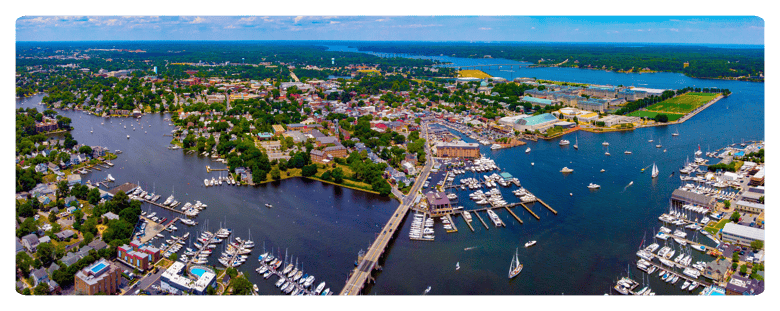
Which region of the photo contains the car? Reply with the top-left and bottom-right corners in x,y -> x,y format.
739,251 -> 745,255
134,289 -> 140,295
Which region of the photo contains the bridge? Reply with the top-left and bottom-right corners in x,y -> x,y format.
339,124 -> 435,295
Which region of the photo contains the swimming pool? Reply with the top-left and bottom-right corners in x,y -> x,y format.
91,262 -> 107,274
191,268 -> 206,277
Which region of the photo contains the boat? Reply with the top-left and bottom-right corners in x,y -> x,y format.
600,169 -> 605,173
106,174 -> 115,182
314,282 -> 326,295
424,286 -> 431,294
127,135 -> 130,139
508,248 -> 523,278
673,129 -> 679,136
605,146 -> 610,156
265,203 -> 272,208
602,141 -> 609,146
455,262 -> 460,270
559,139 -> 570,146
525,147 -> 531,153
656,138 -> 662,148
524,241 -> 536,248
204,179 -> 209,187
491,144 -> 502,150
573,136 -> 578,149
587,183 -> 600,189
253,284 -> 258,292
651,163 -> 659,178
560,167 -> 573,173
624,151 -> 632,154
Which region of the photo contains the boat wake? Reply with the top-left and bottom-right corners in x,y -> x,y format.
621,181 -> 634,192
464,246 -> 478,251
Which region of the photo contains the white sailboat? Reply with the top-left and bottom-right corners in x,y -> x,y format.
455,262 -> 460,270
656,138 -> 662,148
508,248 -> 523,278
648,133 -> 653,142
672,128 -> 679,136
573,136 -> 579,149
651,163 -> 659,178
605,146 -> 610,156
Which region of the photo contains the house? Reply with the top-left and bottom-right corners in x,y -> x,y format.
39,236 -> 51,245
88,239 -> 108,251
425,191 -> 453,217
64,196 -> 77,206
54,230 -> 76,241
67,174 -> 82,186
35,163 -> 48,173
21,233 -> 40,252
30,268 -> 49,287
102,212 -> 120,221
16,239 -> 24,254
61,253 -> 80,267
725,275 -> 764,295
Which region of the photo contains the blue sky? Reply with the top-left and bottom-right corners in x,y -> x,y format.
16,16 -> 764,44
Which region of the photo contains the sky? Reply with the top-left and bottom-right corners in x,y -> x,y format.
16,16 -> 764,45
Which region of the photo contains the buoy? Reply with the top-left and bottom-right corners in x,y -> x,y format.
569,193 -> 573,196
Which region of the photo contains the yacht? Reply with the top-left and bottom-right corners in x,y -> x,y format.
673,129 -> 679,136
490,144 -> 502,150
508,248 -> 523,278
525,147 -> 531,153
127,135 -> 130,139
314,282 -> 326,295
560,167 -> 573,173
624,151 -> 632,154
204,179 -> 209,187
600,169 -> 606,173
656,139 -> 662,148
424,286 -> 431,294
524,241 -> 536,248
602,141 -> 609,146
587,183 -> 601,189
559,139 -> 570,146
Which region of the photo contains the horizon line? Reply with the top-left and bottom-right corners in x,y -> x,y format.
16,40 -> 765,47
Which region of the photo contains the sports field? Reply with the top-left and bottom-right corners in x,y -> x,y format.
627,110 -> 684,121
645,92 -> 718,114
458,69 -> 492,79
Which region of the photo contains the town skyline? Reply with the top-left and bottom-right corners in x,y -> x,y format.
17,16 -> 764,45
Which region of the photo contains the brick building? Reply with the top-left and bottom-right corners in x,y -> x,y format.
74,259 -> 121,295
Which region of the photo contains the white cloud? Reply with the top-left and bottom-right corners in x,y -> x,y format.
375,18 -> 389,22
330,21 -> 340,24
670,28 -> 679,32
574,28 -> 579,31
189,17 -> 205,24
531,27 -> 535,29
479,27 -> 491,30
238,17 -> 256,23
294,16 -> 304,23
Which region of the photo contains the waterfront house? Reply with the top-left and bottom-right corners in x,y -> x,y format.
426,191 -> 453,217
725,275 -> 764,295
670,189 -> 717,210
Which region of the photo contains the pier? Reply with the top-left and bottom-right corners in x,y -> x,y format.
536,199 -> 558,215
462,212 -> 475,232
444,214 -> 458,233
518,203 -> 539,220
141,198 -> 186,215
473,211 -> 489,229
256,262 -> 317,295
639,259 -> 711,290
206,165 -> 229,173
504,206 -> 524,224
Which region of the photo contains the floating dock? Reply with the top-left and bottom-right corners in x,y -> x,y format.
504,206 -> 524,224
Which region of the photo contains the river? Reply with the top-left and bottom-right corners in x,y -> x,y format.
16,44 -> 763,294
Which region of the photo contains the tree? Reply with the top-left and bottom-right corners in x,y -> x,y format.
724,200 -> 731,209
78,145 -> 93,155
36,243 -> 55,266
34,283 -> 49,295
654,114 -> 669,122
270,168 -> 281,181
169,253 -> 178,262
301,164 -> 318,177
231,276 -> 253,295
87,188 -> 101,205
750,240 -> 764,250
730,211 -> 741,223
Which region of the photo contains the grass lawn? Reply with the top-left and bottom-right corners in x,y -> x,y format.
705,218 -> 730,235
627,110 -> 684,121
458,69 -> 492,79
645,92 -> 717,114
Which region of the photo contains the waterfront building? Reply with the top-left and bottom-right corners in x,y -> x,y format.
724,275 -> 764,295
576,98 -> 610,113
434,141 -> 480,159
703,258 -> 731,282
74,259 -> 121,295
582,86 -> 617,98
35,118 -> 59,133
426,191 -> 453,217
521,96 -> 554,107
721,223 -> 765,246
118,240 -> 161,271
513,113 -> 560,132
595,115 -> 640,127
670,189 -> 717,210
739,186 -> 764,203
734,200 -> 764,215
160,262 -> 216,295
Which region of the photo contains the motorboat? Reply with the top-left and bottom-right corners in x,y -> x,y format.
587,183 -> 601,189
524,241 -> 536,248
559,139 -> 570,146
525,148 -> 531,153
560,167 -> 573,173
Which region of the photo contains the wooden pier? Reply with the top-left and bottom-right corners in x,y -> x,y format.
536,199 -> 557,215
640,260 -> 711,290
141,198 -> 186,215
256,262 -> 317,295
504,206 -> 524,224
462,212 -> 475,232
444,214 -> 458,233
519,203 -> 540,220
473,211 -> 489,230
206,165 -> 229,173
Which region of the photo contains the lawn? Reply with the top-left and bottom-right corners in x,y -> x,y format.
645,92 -> 718,114
705,218 -> 731,235
458,69 -> 492,79
627,110 -> 684,121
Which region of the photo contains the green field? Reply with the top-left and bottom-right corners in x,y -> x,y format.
645,92 -> 718,114
627,110 -> 684,121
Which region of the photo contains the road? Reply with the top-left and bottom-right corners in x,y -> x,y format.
122,267 -> 165,295
340,124 -> 434,295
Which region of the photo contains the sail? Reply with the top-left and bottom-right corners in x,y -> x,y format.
651,163 -> 659,178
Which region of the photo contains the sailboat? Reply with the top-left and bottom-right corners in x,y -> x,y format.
605,146 -> 610,156
455,262 -> 460,270
672,128 -> 679,136
508,248 -> 523,278
651,163 -> 659,178
573,136 -> 579,150
90,126 -> 93,134
656,138 -> 662,148
648,133 -> 654,142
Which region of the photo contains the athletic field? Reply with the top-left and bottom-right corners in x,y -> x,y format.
627,110 -> 684,121
645,92 -> 718,114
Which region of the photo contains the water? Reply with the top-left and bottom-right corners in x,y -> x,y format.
17,43 -> 763,294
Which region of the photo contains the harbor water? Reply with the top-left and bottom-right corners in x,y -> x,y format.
17,45 -> 763,294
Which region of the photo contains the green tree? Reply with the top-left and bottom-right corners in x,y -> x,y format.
230,276 -> 253,295
35,243 -> 55,266
169,253 -> 178,262
750,240 -> 764,250
724,200 -> 731,209
301,164 -> 318,177
87,188 -> 101,205
740,264 -> 748,275
270,167 -> 281,180
730,211 -> 741,223
34,283 -> 49,295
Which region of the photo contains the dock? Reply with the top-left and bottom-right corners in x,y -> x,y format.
206,165 -> 229,173
462,212 -> 475,232
536,199 -> 557,215
473,211 -> 489,230
639,259 -> 710,290
518,203 -> 540,220
256,261 -> 318,295
444,214 -> 458,233
141,198 -> 186,215
504,206 -> 524,224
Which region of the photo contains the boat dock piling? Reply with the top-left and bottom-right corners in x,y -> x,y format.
474,211 -> 489,230
504,206 -> 524,224
462,212 -> 475,232
519,203 -> 540,220
536,199 -> 557,215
